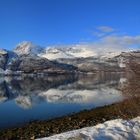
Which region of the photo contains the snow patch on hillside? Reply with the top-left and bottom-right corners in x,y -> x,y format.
36,116 -> 140,140
39,47 -> 74,59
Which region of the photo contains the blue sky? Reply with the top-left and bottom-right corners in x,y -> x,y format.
0,0 -> 140,50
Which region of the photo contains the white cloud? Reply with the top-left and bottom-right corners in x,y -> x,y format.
92,31 -> 106,37
92,26 -> 115,37
49,26 -> 140,54
91,26 -> 140,50
89,24 -> 140,51
96,26 -> 115,33
73,35 -> 140,53
97,35 -> 140,46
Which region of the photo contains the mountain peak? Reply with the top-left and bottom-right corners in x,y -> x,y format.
13,41 -> 43,56
0,48 -> 8,55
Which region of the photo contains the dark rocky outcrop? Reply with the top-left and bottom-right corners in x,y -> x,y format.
0,49 -> 8,70
55,57 -> 122,73
0,50 -> 77,75
6,55 -> 77,75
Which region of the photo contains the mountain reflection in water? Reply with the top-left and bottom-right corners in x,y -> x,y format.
0,73 -> 125,128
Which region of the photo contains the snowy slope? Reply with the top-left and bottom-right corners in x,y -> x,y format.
36,117 -> 140,140
39,46 -> 123,60
38,46 -> 97,60
39,47 -> 74,59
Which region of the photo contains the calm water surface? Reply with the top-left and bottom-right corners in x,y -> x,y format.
0,73 -> 126,129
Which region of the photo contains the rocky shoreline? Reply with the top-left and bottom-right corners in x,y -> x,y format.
0,96 -> 139,140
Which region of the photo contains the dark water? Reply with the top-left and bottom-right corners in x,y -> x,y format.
0,73 -> 126,129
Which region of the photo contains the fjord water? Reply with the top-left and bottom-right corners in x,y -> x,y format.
0,73 -> 125,129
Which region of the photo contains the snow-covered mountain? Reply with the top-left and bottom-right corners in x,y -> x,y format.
13,41 -> 123,60
39,46 -> 97,59
13,41 -> 44,56
0,41 -> 139,76
13,41 -> 97,59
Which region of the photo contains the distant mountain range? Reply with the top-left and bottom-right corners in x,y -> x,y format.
13,41 -> 122,59
0,41 -> 140,75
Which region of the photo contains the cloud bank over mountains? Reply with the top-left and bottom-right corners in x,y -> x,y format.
11,26 -> 139,60
69,26 -> 140,53
1,26 -> 139,60
43,26 -> 139,55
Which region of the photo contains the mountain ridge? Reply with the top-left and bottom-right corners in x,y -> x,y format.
0,41 -> 139,76
12,41 -> 126,59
